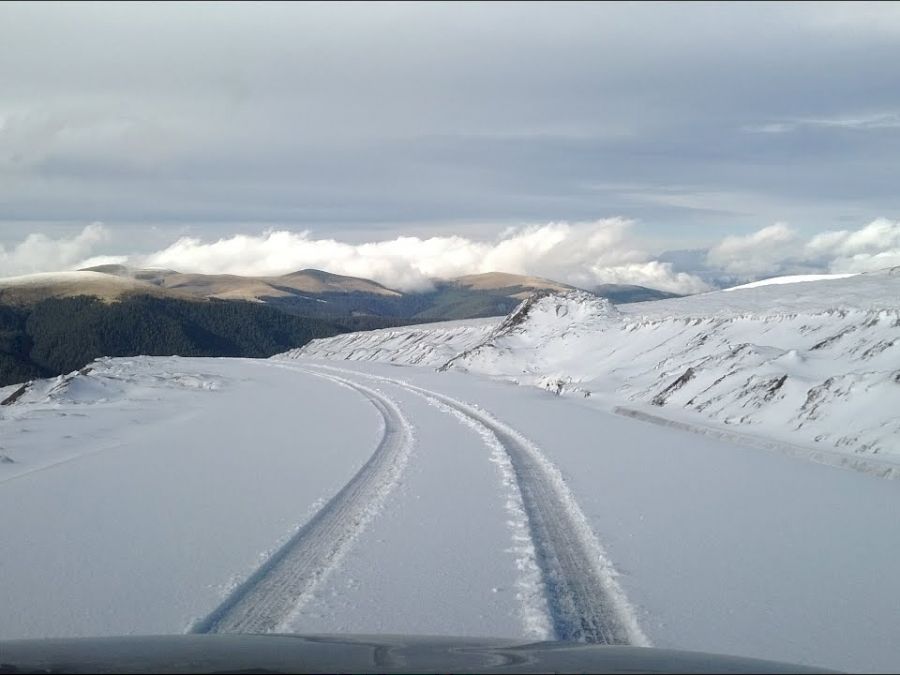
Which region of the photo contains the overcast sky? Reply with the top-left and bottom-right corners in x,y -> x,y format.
1,2 -> 899,291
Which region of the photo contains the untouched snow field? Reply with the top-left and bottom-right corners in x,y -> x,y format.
2,271 -> 899,672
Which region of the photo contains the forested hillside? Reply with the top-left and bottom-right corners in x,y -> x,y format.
0,295 -> 380,387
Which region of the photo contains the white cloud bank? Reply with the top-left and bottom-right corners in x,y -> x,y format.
139,219 -> 712,294
3,218 -> 899,294
707,223 -> 797,276
0,224 -> 111,277
806,218 -> 900,273
706,218 -> 900,279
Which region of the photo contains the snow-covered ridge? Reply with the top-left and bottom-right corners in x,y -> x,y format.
281,270 -> 900,462
282,317 -> 498,367
442,291 -> 619,375
490,290 -> 619,338
722,273 -> 858,291
616,266 -> 898,318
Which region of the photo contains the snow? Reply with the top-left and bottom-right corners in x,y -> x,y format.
3,268 -> 900,673
0,356 -> 560,645
279,373 -> 547,640
288,316 -> 497,367
189,369 -> 418,635
295,269 -> 900,466
619,266 -> 898,316
0,357 -> 384,637
722,273 -> 858,291
287,359 -> 900,673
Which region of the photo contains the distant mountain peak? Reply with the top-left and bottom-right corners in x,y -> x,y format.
286,268 -> 351,280
0,270 -> 177,304
274,269 -> 401,296
591,283 -> 681,304
451,272 -> 576,298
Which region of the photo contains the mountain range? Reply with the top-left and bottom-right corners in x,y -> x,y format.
0,266 -> 680,387
2,266 -> 679,319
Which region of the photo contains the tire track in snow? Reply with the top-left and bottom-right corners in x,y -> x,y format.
298,363 -> 649,646
412,392 -> 555,641
191,371 -> 413,634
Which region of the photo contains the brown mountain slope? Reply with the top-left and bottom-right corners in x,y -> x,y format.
452,272 -> 575,299
0,271 -> 185,305
83,266 -> 401,301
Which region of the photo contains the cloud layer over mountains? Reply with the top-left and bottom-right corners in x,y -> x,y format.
2,218 -> 898,294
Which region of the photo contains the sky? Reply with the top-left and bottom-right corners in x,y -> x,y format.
1,1 -> 899,292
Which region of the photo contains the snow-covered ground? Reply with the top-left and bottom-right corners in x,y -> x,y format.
0,356 -> 569,643
289,360 -> 900,672
6,355 -> 899,670
2,270 -> 899,672
0,357 -> 385,637
296,269 -> 900,470
722,272 -> 858,291
288,316 -> 497,367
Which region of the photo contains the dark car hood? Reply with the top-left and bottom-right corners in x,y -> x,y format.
0,633 -> 836,673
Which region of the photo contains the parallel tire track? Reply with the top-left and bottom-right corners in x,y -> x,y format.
191,372 -> 412,634
297,363 -> 648,646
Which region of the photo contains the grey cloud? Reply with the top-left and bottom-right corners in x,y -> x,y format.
745,112 -> 900,134
0,2 -> 899,240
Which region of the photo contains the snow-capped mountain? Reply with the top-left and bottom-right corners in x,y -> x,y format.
287,269 -> 900,464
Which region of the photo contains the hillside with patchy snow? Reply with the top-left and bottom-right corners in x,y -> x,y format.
285,269 -> 900,467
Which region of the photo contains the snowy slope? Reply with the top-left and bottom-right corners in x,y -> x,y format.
442,291 -> 621,385
285,269 -> 900,465
286,317 -> 497,367
722,273 -> 858,291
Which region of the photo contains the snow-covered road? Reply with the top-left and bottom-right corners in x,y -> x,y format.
191,371 -> 414,634
0,358 -> 383,638
290,363 -> 645,646
2,355 -> 899,672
